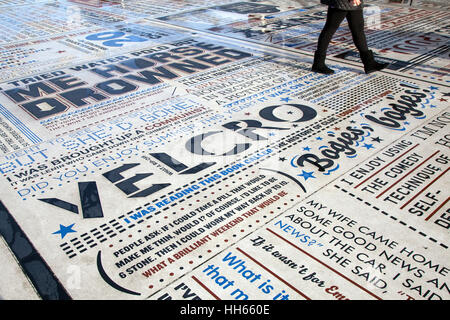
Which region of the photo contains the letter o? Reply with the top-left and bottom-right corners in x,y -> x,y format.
259,104 -> 317,123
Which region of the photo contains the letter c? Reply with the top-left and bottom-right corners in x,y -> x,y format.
185,131 -> 250,156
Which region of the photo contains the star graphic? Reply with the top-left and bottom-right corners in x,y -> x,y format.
429,86 -> 439,91
52,223 -> 76,239
371,136 -> 383,143
292,124 -> 299,127
280,97 -> 291,103
287,111 -> 294,114
268,132 -> 275,136
298,170 -> 315,180
303,146 -> 311,151
430,105 -> 437,108
316,137 -> 323,141
404,121 -> 410,125
244,112 -> 251,116
440,98 -> 447,102
362,143 -> 374,150
279,157 -> 287,162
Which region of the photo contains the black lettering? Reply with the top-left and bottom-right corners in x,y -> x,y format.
21,98 -> 68,119
4,82 -> 56,103
59,88 -> 108,107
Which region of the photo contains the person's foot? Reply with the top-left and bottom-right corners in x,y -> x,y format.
312,51 -> 334,74
312,63 -> 334,74
360,50 -> 389,74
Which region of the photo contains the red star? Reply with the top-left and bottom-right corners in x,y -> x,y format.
440,98 -> 447,102
57,50 -> 66,54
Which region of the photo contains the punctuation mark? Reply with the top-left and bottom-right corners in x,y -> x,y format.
359,124 -> 374,141
361,124 -> 374,133
290,155 -> 299,168
96,251 -> 141,296
355,124 -> 373,144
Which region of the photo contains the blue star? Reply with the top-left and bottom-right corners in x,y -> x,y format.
52,223 -> 76,239
280,97 -> 291,103
362,143 -> 374,150
268,132 -> 275,136
303,146 -> 311,151
316,137 -> 323,141
430,105 -> 437,108
298,170 -> 315,180
404,121 -> 410,125
429,86 -> 439,91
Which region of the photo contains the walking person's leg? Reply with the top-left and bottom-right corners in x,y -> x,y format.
346,9 -> 388,73
312,7 -> 347,74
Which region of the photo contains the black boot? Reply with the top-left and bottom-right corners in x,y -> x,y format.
312,51 -> 334,74
360,50 -> 388,74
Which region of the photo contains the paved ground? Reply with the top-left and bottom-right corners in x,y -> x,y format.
0,0 -> 448,300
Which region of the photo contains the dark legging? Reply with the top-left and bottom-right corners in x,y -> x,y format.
316,6 -> 369,54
